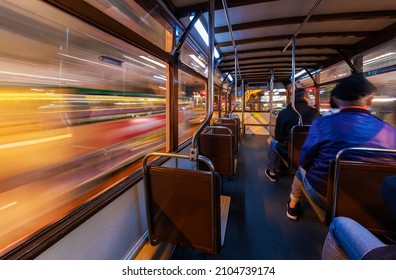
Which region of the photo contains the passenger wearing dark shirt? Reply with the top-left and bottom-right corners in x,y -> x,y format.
265,88 -> 320,182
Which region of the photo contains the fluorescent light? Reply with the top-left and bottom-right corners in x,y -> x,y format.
190,16 -> 220,59
190,54 -> 206,68
295,69 -> 306,78
139,56 -> 166,68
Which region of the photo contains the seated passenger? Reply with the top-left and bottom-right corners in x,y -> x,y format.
265,88 -> 320,182
322,176 -> 396,260
286,74 -> 396,220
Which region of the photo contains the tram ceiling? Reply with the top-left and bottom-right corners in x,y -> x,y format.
166,0 -> 396,84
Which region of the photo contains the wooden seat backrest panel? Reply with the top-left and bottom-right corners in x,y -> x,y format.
214,119 -> 238,152
288,125 -> 310,168
327,161 -> 396,236
199,133 -> 233,176
146,166 -> 221,254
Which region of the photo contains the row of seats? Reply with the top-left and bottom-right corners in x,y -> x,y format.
199,114 -> 241,177
287,125 -> 396,240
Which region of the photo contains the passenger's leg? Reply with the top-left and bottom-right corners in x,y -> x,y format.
327,217 -> 385,260
321,231 -> 349,260
290,167 -> 326,208
267,140 -> 279,173
266,140 -> 279,182
286,168 -> 306,220
289,167 -> 305,208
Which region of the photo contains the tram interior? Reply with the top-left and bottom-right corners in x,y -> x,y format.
0,0 -> 395,259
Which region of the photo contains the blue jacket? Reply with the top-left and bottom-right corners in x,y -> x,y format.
300,107 -> 396,196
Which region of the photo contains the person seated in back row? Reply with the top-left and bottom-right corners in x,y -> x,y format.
286,74 -> 396,220
322,175 -> 396,260
265,88 -> 320,182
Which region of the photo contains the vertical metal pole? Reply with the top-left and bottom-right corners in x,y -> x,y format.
269,69 -> 274,137
291,36 -> 303,126
241,79 -> 245,135
291,36 -> 296,110
234,53 -> 237,112
207,0 -> 214,126
189,0 -> 214,160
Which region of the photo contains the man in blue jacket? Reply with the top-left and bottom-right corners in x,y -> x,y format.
287,75 -> 396,220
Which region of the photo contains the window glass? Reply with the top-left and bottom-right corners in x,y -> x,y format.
318,84 -> 336,114
319,61 -> 351,84
367,72 -> 396,127
84,0 -> 173,52
362,38 -> 396,73
0,1 -> 166,254
318,72 -> 396,127
178,70 -> 206,144
180,41 -> 208,78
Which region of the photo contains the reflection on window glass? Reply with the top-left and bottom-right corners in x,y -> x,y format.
180,41 -> 208,78
319,84 -> 336,113
84,0 -> 173,52
362,38 -> 396,73
319,61 -> 351,84
318,72 -> 396,127
178,70 -> 206,144
0,1 -> 167,255
367,72 -> 396,127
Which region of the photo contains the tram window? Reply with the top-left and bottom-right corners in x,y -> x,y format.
318,72 -> 396,127
180,42 -> 208,78
84,0 -> 173,52
366,73 -> 396,127
319,84 -> 336,114
362,38 -> 396,72
0,1 -> 167,254
319,61 -> 351,84
178,70 -> 206,144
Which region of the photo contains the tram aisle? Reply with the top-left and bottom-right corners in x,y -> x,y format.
171,134 -> 328,260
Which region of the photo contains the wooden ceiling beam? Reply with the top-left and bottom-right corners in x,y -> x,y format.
216,32 -> 375,48
215,11 -> 396,33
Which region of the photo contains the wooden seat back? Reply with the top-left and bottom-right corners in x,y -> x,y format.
199,126 -> 234,177
143,153 -> 221,255
287,125 -> 310,170
224,113 -> 241,140
214,118 -> 239,153
326,148 -> 396,237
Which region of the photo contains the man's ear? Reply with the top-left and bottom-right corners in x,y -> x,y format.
366,95 -> 374,107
